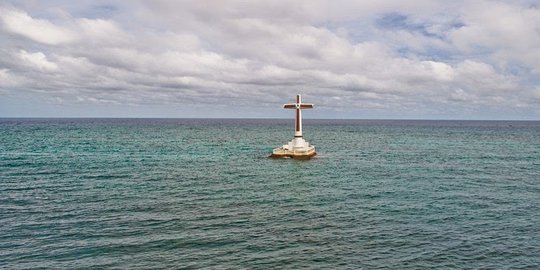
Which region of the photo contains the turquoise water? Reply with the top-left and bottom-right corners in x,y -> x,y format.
1,118 -> 539,269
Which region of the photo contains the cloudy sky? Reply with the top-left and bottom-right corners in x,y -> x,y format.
1,0 -> 539,119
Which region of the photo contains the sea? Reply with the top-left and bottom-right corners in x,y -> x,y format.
1,118 -> 539,269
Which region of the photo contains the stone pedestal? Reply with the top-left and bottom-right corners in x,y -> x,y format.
271,137 -> 316,159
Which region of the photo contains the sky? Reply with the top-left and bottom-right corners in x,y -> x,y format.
0,0 -> 539,119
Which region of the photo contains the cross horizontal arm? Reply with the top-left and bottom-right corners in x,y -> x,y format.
283,103 -> 314,109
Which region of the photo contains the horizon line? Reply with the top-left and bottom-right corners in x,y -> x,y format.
0,117 -> 538,122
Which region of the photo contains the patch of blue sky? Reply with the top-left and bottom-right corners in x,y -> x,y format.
321,17 -> 459,62
2,0 -> 121,20
376,12 -> 465,40
503,62 -> 532,76
524,73 -> 540,86
71,3 -> 120,19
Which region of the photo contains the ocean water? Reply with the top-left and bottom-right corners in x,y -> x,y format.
1,118 -> 539,269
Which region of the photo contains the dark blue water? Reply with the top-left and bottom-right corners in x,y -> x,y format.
1,118 -> 539,269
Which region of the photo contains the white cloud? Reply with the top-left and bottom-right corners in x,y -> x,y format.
533,86 -> 540,99
449,2 -> 540,51
0,68 -> 21,88
17,50 -> 59,72
0,7 -> 77,45
454,60 -> 518,93
450,88 -> 473,102
77,18 -> 127,44
423,61 -> 455,82
448,1 -> 540,73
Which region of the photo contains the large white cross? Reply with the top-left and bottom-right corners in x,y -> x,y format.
283,94 -> 314,137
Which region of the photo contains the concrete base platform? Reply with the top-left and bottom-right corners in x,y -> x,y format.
270,148 -> 316,159
270,137 -> 316,160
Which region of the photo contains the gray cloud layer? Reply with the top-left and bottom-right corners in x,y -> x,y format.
1,0 -> 539,118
